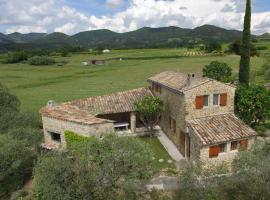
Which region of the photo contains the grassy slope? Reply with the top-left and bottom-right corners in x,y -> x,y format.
0,48 -> 266,111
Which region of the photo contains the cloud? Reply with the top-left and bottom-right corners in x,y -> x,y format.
106,0 -> 124,8
1,0 -> 270,35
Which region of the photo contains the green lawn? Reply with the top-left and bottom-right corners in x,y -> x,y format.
0,48 -> 268,111
138,137 -> 175,170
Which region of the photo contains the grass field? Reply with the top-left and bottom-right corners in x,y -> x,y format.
0,48 -> 268,112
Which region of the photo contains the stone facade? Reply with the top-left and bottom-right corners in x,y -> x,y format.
184,80 -> 235,120
149,72 -> 257,167
42,116 -> 114,148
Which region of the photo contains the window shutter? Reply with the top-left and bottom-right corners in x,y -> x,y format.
240,140 -> 248,149
220,93 -> 227,107
195,96 -> 204,109
209,145 -> 220,158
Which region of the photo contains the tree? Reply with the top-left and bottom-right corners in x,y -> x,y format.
33,135 -> 156,200
205,42 -> 222,53
235,85 -> 270,128
202,61 -> 232,82
135,96 -> 164,135
239,0 -> 252,85
228,40 -> 242,55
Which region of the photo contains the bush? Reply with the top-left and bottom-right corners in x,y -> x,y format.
257,46 -> 268,51
64,131 -> 95,149
203,61 -> 232,82
28,56 -> 56,65
0,135 -> 35,199
205,42 -> 222,53
3,51 -> 28,64
33,135 -> 156,200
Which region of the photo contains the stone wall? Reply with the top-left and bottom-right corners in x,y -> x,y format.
199,137 -> 255,168
153,86 -> 186,153
42,116 -> 114,148
184,80 -> 236,120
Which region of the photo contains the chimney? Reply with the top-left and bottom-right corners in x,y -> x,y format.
187,73 -> 195,86
47,100 -> 56,108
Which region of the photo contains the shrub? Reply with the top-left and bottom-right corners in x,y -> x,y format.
257,46 -> 268,51
33,135 -> 156,200
64,131 -> 95,149
0,135 -> 35,199
3,51 -> 28,64
28,56 -> 56,65
205,42 -> 222,53
203,61 -> 232,82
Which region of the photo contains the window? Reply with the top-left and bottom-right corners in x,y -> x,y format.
219,143 -> 226,153
213,94 -> 220,106
169,116 -> 172,129
231,141 -> 238,150
203,95 -> 209,107
172,119 -> 176,133
50,132 -> 61,142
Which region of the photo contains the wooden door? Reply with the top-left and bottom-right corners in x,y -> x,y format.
179,131 -> 185,157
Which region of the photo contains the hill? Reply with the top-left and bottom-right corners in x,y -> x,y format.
0,24 -> 246,50
7,32 -> 46,43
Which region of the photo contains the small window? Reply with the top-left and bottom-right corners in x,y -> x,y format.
50,132 -> 61,142
213,94 -> 220,106
231,141 -> 238,150
219,143 -> 226,153
203,95 -> 209,107
172,119 -> 176,133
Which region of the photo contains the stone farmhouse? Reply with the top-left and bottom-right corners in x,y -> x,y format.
40,71 -> 257,166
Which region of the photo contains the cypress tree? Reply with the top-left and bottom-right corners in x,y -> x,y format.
239,0 -> 252,85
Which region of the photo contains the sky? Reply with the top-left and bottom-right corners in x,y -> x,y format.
0,0 -> 270,35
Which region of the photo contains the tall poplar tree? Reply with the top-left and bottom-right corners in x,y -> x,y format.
239,0 -> 252,85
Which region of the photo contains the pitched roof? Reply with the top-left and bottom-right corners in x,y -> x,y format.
187,113 -> 257,146
69,88 -> 153,115
40,88 -> 152,125
148,71 -> 234,93
40,104 -> 113,125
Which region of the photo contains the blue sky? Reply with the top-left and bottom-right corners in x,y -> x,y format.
0,0 -> 270,35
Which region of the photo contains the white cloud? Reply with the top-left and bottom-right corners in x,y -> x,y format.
1,0 -> 270,35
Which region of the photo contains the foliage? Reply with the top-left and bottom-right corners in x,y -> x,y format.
228,40 -> 258,57
0,83 -> 20,113
64,131 -> 95,149
33,135 -> 156,200
3,51 -> 28,63
264,62 -> 270,80
239,0 -> 251,85
28,56 -> 56,65
202,61 -> 232,82
174,142 -> 270,200
235,85 -> 270,127
205,42 -> 222,53
0,135 -> 35,199
135,96 -> 164,135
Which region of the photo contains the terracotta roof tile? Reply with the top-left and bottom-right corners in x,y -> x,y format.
187,113 -> 257,146
148,71 -> 234,93
40,88 -> 152,125
69,88 -> 153,115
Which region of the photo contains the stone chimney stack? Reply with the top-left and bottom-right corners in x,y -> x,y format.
187,73 -> 195,86
47,100 -> 56,108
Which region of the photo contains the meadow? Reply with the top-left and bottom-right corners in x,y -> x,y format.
0,48 -> 267,112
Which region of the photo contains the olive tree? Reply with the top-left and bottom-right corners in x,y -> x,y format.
33,135 -> 156,200
135,96 -> 164,135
